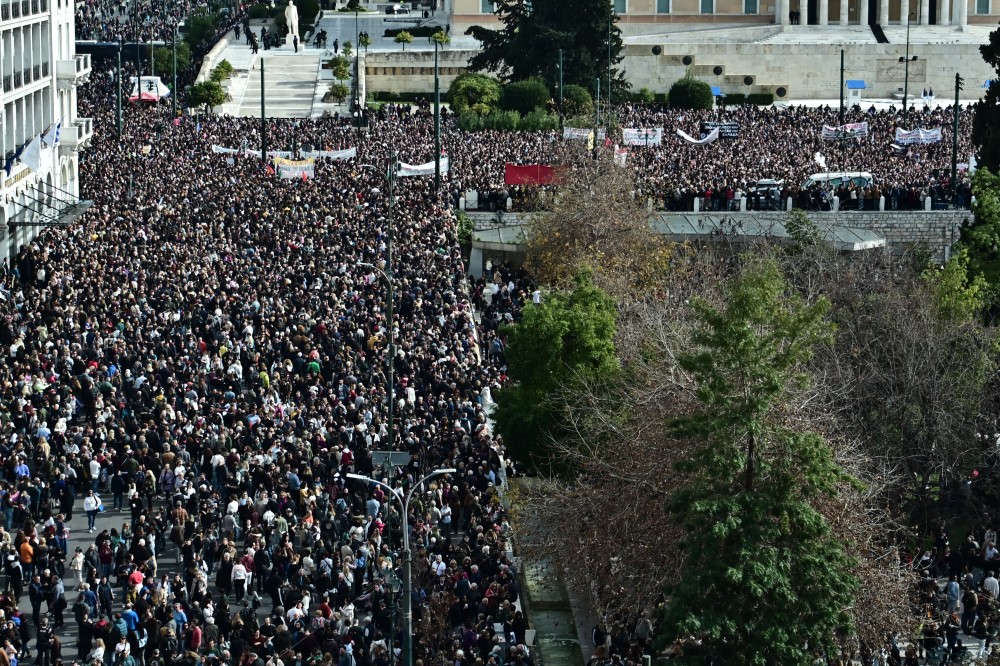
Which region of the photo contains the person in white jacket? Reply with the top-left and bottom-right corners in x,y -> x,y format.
231,561 -> 248,602
82,490 -> 102,533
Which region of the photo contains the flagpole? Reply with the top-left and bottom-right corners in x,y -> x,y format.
261,58 -> 267,163
117,44 -> 123,141
434,40 -> 440,190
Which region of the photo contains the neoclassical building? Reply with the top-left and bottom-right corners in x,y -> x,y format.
0,0 -> 92,261
453,0 -> 983,33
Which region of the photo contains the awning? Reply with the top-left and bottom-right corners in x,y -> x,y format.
10,183 -> 93,230
711,85 -> 726,97
846,80 -> 866,90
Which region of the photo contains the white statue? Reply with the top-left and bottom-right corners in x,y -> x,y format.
284,0 -> 299,39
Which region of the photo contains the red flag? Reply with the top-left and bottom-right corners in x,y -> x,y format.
505,164 -> 557,185
301,171 -> 308,181
265,165 -> 275,176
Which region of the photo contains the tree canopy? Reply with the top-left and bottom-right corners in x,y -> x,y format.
466,0 -> 628,98
661,257 -> 858,663
973,27 -> 1000,172
493,271 -> 619,472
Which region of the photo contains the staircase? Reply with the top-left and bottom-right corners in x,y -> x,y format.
870,22 -> 890,43
237,54 -> 320,118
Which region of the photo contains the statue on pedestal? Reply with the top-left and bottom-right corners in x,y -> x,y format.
284,0 -> 299,40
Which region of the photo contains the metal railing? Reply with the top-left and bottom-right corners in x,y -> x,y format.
12,71 -> 21,88
10,1 -> 19,17
41,62 -> 48,77
1,76 -> 10,93
0,3 -> 8,19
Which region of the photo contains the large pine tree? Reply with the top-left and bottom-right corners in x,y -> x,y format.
466,0 -> 629,98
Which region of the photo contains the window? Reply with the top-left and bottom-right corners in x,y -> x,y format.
977,0 -> 990,13
480,0 -> 494,12
701,0 -> 714,12
657,0 -> 670,10
614,0 -> 626,12
744,0 -> 757,11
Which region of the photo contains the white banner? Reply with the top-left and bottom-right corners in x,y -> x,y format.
274,158 -> 316,180
563,127 -> 593,141
613,147 -> 628,166
211,146 -> 357,160
129,76 -> 171,100
676,127 -> 719,145
894,127 -> 943,144
821,121 -> 869,140
397,155 -> 449,178
622,128 -> 663,146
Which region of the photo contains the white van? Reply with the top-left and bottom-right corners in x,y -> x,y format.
801,171 -> 873,190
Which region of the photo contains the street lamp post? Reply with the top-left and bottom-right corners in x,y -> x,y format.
434,39 -> 441,190
359,153 -> 398,457
172,19 -> 178,119
116,42 -> 123,140
347,467 -> 458,666
899,14 -> 917,123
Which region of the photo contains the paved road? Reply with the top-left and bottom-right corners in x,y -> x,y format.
31,496 -> 176,660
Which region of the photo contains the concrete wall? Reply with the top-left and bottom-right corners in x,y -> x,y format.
365,49 -> 469,94
623,39 -> 992,100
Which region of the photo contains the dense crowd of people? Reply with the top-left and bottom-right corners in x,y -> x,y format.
0,11 -> 981,666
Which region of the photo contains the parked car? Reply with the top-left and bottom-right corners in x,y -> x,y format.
800,171 -> 873,191
385,4 -> 411,14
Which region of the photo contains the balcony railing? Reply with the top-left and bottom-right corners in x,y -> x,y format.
0,3 -> 8,19
32,65 -> 39,81
41,62 -> 48,77
10,1 -> 19,17
12,72 -> 21,88
1,76 -> 9,93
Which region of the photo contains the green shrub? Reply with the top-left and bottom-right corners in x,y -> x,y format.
747,92 -> 775,106
327,83 -> 349,102
449,73 -> 501,114
247,3 -> 271,19
521,107 -> 559,131
458,110 -> 483,131
384,26 -> 440,38
668,73 -> 714,110
209,59 -> 234,83
562,84 -> 593,115
724,92 -> 746,105
501,77 -> 549,115
654,92 -> 669,104
632,87 -> 655,104
394,31 -> 413,50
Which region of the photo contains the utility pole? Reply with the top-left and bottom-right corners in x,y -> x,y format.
260,59 -> 267,161
385,151 -> 401,666
952,73 -> 963,198
172,21 -> 177,119
558,48 -> 563,120
595,77 -> 600,127
116,44 -> 123,140
434,40 -> 441,189
839,48 -> 844,128
607,9 -> 612,111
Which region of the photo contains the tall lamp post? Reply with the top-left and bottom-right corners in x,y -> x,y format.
899,13 -> 917,123
434,38 -> 441,189
359,153 -> 398,456
172,18 -> 178,119
347,467 -> 458,666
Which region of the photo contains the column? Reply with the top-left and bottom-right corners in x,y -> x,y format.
860,0 -> 869,24
780,0 -> 791,25
802,0 -> 811,23
820,0 -> 829,23
959,0 -> 968,26
939,0 -> 949,24
879,0 -> 889,25
900,0 -> 909,24
840,0 -> 849,24
920,0 -> 929,23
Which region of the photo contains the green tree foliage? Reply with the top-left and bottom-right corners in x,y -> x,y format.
457,108 -> 558,131
327,82 -> 349,103
493,271 -> 619,472
187,80 -> 227,112
500,77 -> 549,115
922,248 -> 989,322
209,59 -> 234,83
152,42 -> 192,81
467,0 -> 629,97
430,30 -> 450,46
342,41 -> 353,57
184,10 -> 218,50
394,30 -> 413,51
448,73 -> 502,114
661,257 -> 858,664
359,33 -> 372,52
973,29 -> 1000,172
958,167 -> 1000,288
561,83 -> 592,115
329,55 -> 351,82
668,72 -> 714,110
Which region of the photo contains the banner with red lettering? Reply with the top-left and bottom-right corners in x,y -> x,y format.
504,164 -> 558,185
